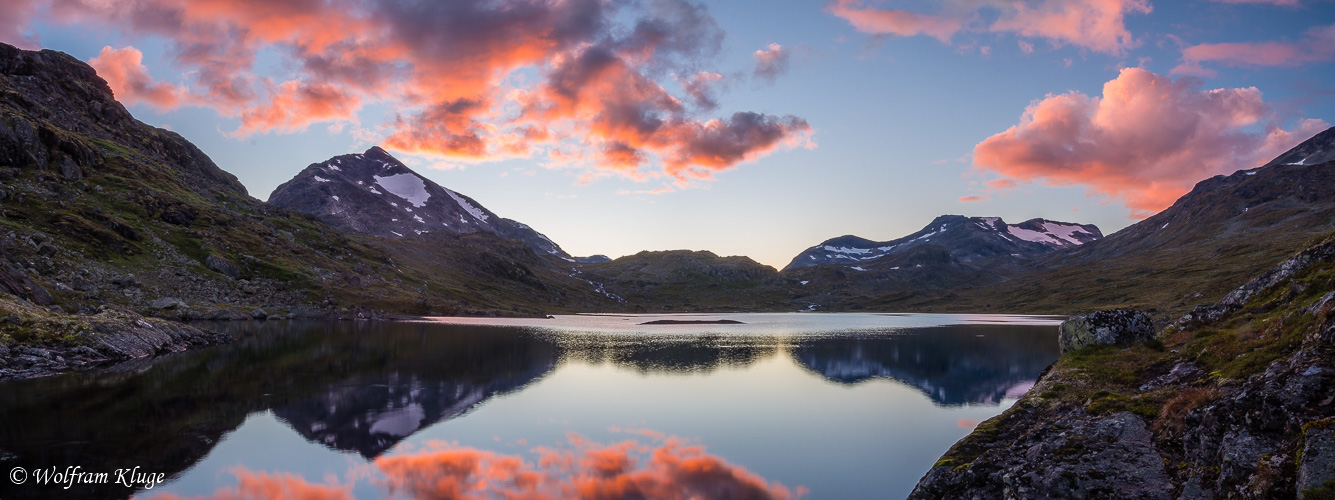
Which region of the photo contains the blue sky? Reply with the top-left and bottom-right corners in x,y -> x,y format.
5,0 -> 1333,267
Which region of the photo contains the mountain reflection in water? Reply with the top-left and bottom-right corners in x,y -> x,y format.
791,325 -> 1058,405
0,314 -> 1059,499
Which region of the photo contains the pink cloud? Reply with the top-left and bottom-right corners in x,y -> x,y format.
828,0 -> 1152,56
88,46 -> 193,110
826,0 -> 962,42
752,43 -> 790,82
0,0 -> 39,49
1175,23 -> 1335,73
680,71 -> 725,110
973,68 -> 1329,217
959,195 -> 989,203
42,0 -> 810,183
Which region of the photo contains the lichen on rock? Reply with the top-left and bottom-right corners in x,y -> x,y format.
1058,308 -> 1155,354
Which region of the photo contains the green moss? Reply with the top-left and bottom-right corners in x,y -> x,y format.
159,229 -> 209,263
1086,390 -> 1161,419
1303,479 -> 1335,500
90,137 -> 133,156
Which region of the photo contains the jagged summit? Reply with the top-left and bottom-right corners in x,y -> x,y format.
268,146 -> 570,258
783,215 -> 1102,270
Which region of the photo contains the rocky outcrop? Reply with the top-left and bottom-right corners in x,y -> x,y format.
912,234 -> 1335,499
1178,236 -> 1335,327
1058,308 -> 1154,353
912,411 -> 1172,499
0,301 -> 231,380
204,254 -> 241,279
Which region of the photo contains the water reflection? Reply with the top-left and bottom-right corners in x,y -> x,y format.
791,325 -> 1059,405
151,432 -> 803,500
0,315 -> 1059,499
557,334 -> 779,374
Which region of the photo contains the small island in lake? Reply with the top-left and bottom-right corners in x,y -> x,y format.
637,319 -> 746,325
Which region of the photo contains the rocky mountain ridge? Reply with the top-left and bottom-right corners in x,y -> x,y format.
784,215 -> 1102,271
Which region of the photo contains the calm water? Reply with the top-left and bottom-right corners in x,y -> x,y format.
0,313 -> 1061,499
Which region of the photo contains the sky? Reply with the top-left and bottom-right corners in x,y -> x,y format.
2,0 -> 1333,268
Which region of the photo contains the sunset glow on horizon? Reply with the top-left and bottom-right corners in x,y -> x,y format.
3,0 -> 1331,267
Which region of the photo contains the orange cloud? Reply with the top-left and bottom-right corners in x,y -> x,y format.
973,68 -> 1329,217
151,434 -> 802,500
88,46 -> 193,110
235,80 -> 361,135
49,0 -> 810,182
828,0 -> 1151,55
151,469 -> 352,500
1175,23 -> 1335,73
959,195 -> 988,203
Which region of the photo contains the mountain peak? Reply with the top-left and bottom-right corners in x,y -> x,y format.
1261,125 -> 1335,169
268,148 -> 570,258
362,145 -> 395,161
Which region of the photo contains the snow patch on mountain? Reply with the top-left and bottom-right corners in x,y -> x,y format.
374,173 -> 431,207
824,245 -> 872,254
445,189 -> 489,221
1005,221 -> 1095,247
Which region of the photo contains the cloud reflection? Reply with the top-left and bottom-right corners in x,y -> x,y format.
149,433 -> 803,500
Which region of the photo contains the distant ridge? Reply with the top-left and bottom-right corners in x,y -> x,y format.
783,215 -> 1101,271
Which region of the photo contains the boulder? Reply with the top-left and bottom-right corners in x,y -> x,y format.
206,309 -> 250,321
1059,308 -> 1155,354
147,297 -> 186,310
110,274 -> 141,288
205,254 -> 241,279
250,308 -> 268,320
1299,421 -> 1335,497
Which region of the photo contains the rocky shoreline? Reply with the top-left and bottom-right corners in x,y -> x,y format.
910,236 -> 1335,499
0,300 -> 231,381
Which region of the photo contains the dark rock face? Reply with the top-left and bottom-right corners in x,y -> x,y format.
1299,423 -> 1335,496
1176,349 -> 1334,498
0,264 -> 53,306
913,411 -> 1173,499
783,215 -> 1101,271
0,43 -> 247,198
268,146 -> 570,258
1058,308 -> 1155,354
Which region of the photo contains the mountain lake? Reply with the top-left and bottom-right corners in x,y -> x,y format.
0,313 -> 1062,499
